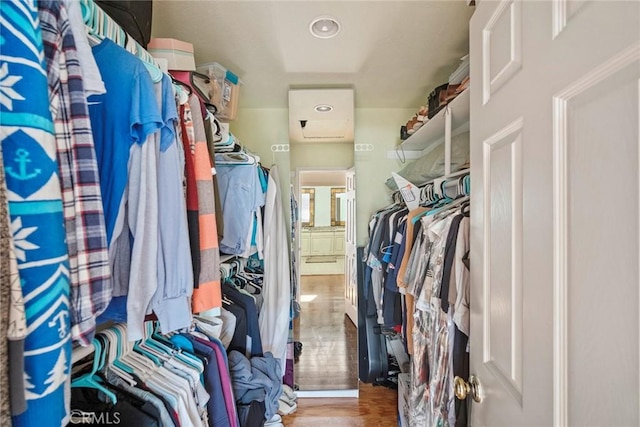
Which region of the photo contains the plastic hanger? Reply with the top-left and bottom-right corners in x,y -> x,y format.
71,339 -> 118,404
96,332 -> 135,385
172,77 -> 192,96
105,326 -> 135,375
110,325 -> 158,380
428,195 -> 470,218
148,322 -> 202,370
215,151 -> 258,165
189,71 -> 219,113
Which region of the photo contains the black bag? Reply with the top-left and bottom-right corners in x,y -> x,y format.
427,83 -> 449,119
95,1 -> 153,48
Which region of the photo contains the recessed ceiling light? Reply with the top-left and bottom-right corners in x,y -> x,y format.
314,104 -> 333,113
309,16 -> 340,39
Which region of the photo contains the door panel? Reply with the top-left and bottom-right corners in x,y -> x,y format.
345,168 -> 357,325
555,52 -> 639,427
482,0 -> 522,104
483,120 -> 524,405
470,1 -> 639,425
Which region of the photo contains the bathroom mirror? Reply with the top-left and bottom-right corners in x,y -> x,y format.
300,188 -> 315,227
331,187 -> 346,226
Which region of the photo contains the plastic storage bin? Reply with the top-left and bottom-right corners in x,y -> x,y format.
196,62 -> 240,121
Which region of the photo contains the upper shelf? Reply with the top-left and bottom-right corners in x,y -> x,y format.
399,88 -> 470,153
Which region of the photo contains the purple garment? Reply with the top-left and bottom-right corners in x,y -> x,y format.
195,337 -> 239,427
283,342 -> 294,388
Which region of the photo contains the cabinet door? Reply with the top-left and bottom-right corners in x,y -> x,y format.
333,230 -> 345,255
310,232 -> 333,255
300,233 -> 310,256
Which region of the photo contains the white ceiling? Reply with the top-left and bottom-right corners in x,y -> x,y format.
152,1 -> 474,110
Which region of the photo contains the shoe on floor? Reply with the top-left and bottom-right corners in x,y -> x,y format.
265,414 -> 282,426
277,398 -> 297,416
281,384 -> 297,402
279,394 -> 296,407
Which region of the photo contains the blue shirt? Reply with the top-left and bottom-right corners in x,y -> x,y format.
216,164 -> 265,255
88,39 -> 162,243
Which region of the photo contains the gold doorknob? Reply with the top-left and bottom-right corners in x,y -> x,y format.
454,375 -> 483,403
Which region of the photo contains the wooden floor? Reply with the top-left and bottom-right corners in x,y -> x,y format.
283,383 -> 399,427
293,274 -> 358,390
286,274 -> 399,425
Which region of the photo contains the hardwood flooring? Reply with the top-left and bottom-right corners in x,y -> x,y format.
293,274 -> 358,391
282,383 -> 399,427
286,274 -> 399,425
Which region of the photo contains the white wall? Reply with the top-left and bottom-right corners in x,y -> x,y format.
299,170 -> 346,187
230,108 -> 291,233
354,107 -> 416,245
231,106 -> 418,247
291,142 -> 353,169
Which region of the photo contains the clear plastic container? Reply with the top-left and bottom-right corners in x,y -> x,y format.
196,62 -> 240,121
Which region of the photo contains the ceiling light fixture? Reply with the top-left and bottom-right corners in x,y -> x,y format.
309,16 -> 340,39
314,104 -> 333,113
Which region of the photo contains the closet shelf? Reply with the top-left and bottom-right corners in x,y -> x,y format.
399,88 -> 470,153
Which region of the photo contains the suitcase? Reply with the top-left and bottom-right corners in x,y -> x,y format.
357,246 -> 389,384
95,1 -> 153,48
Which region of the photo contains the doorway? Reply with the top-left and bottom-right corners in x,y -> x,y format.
293,168 -> 358,396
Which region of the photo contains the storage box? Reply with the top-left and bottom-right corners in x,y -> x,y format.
197,62 -> 240,121
148,38 -> 196,71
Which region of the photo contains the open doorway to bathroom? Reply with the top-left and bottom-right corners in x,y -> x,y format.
293,168 -> 358,396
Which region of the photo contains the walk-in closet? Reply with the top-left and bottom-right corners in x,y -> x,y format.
1,1 -> 638,426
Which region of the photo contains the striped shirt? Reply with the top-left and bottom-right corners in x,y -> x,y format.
39,0 -> 111,345
180,96 -> 221,313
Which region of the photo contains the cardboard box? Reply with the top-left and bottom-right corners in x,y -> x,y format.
148,38 -> 195,71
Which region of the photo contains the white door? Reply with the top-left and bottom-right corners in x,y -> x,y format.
345,168 -> 357,325
470,1 -> 639,425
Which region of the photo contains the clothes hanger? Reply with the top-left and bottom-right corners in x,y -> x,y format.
172,77 -> 192,96
104,326 -> 136,375
132,336 -> 163,367
112,324 -> 160,380
220,264 -> 233,281
70,338 -> 118,404
189,71 -> 220,113
428,195 -> 470,218
137,323 -> 202,375
215,150 -> 258,165
147,322 -> 202,370
461,200 -> 470,217
80,0 -> 103,47
95,332 -> 136,386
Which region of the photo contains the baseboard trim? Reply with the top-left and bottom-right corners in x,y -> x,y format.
296,389 -> 359,398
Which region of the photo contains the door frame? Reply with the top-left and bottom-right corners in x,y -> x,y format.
294,166 -> 358,398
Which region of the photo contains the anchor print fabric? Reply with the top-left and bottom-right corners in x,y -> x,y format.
0,1 -> 72,426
